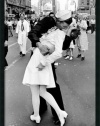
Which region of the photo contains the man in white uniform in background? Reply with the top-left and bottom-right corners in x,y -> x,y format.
90,18 -> 95,34
16,13 -> 30,56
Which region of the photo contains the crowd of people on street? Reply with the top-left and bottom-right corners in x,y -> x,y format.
63,14 -> 89,61
4,9 -> 95,126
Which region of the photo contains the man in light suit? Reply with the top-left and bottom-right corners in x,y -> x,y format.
16,13 -> 30,57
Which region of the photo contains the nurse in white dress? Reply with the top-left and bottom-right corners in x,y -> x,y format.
16,13 -> 30,56
77,16 -> 89,60
22,10 -> 72,126
23,27 -> 65,87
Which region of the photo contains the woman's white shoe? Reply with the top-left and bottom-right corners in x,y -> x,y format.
30,115 -> 41,123
69,56 -> 73,60
59,111 -> 68,126
65,55 -> 70,60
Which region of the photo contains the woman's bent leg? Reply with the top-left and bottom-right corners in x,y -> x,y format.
40,85 -> 68,126
40,86 -> 60,116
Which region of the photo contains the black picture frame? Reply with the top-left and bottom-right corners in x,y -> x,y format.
0,0 -> 4,126
96,0 -> 100,126
0,1 -> 99,126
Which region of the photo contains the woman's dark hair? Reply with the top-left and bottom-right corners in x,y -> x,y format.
65,17 -> 72,25
28,16 -> 56,44
49,12 -> 55,17
39,16 -> 56,33
70,29 -> 80,39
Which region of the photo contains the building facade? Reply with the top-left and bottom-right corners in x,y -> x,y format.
78,0 -> 90,10
38,0 -> 59,15
78,0 -> 95,14
6,0 -> 31,15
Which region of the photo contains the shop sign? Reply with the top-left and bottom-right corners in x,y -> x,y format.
7,0 -> 18,5
7,14 -> 15,17
25,6 -> 30,10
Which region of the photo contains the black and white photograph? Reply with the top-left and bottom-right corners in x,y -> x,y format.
4,0 -> 95,126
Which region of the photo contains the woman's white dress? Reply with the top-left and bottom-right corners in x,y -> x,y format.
22,28 -> 66,88
78,20 -> 89,51
69,41 -> 75,49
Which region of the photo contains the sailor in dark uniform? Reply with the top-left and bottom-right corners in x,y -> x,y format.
28,11 -> 78,125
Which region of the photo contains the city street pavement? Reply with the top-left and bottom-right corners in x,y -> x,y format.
5,31 -> 95,126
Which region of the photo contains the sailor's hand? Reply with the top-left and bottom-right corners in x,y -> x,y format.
66,26 -> 76,36
37,63 -> 45,71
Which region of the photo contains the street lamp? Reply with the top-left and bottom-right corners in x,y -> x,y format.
68,0 -> 77,12
39,0 -> 44,15
73,0 -> 76,12
89,0 -> 94,15
18,0 -> 21,14
52,0 -> 56,14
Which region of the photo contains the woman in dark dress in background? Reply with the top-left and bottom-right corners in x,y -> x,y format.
4,21 -> 8,68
